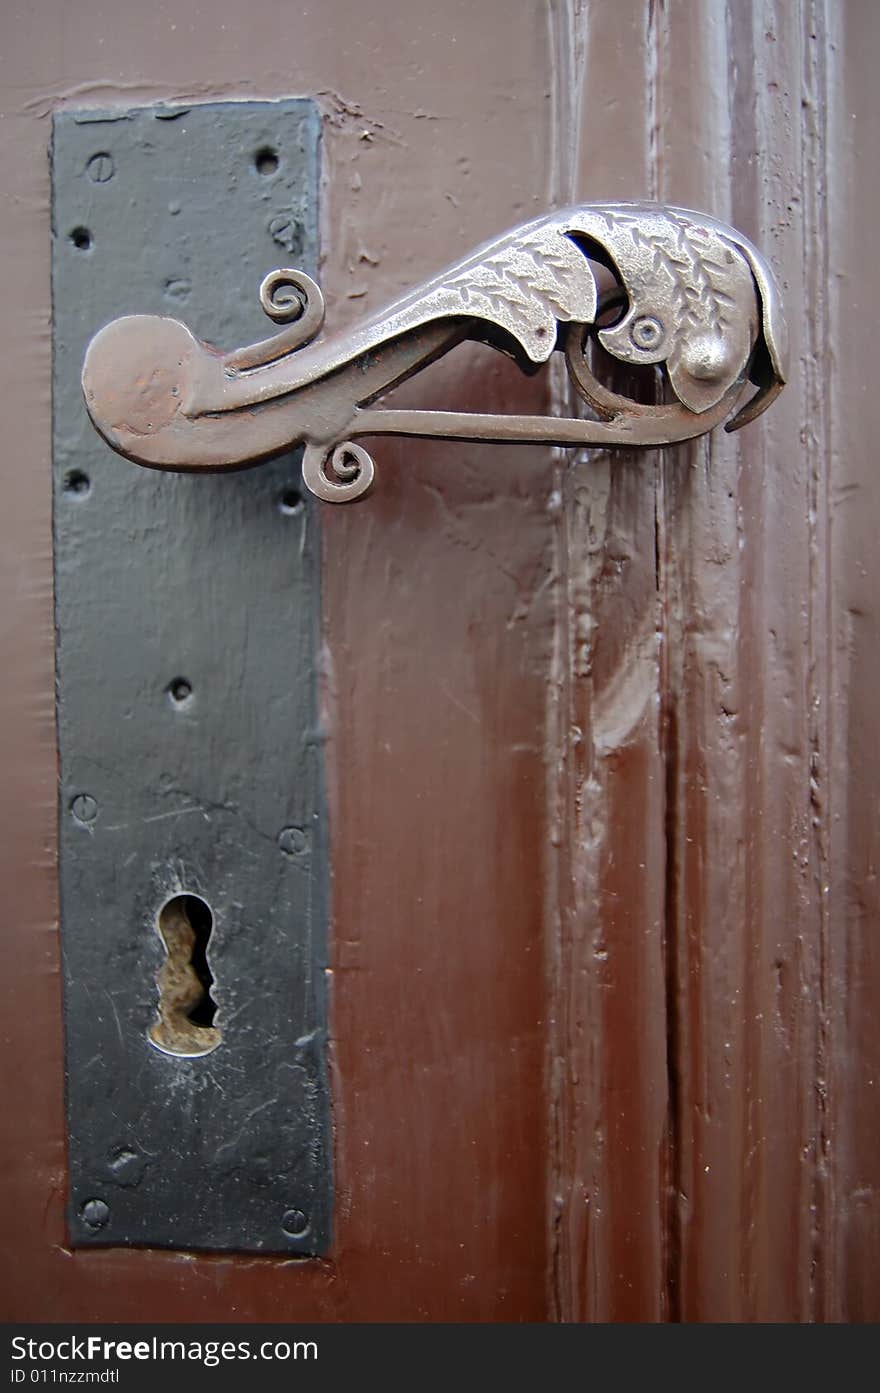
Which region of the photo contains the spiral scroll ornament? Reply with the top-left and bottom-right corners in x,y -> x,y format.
302,440 -> 376,504
226,269 -> 326,374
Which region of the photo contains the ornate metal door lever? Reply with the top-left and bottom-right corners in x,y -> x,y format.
82,203 -> 787,503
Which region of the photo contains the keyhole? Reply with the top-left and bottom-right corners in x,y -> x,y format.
149,894 -> 221,1057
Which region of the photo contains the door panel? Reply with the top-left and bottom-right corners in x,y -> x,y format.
0,0 -> 877,1322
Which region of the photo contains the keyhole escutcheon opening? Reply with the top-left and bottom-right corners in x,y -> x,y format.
149,893 -> 221,1058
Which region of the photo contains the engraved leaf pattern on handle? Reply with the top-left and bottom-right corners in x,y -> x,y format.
435,226 -> 599,364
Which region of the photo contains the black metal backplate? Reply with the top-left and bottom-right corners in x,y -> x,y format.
52,101 -> 331,1253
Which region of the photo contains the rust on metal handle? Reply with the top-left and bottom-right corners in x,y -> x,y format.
81,203 -> 788,504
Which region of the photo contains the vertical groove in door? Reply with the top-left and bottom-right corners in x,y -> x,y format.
546,0 -> 670,1323
825,0 -> 880,1324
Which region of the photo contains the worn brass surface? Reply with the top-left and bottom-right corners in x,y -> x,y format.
83,203 -> 786,503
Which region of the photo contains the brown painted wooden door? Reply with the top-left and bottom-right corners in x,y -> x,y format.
1,0 -> 877,1322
